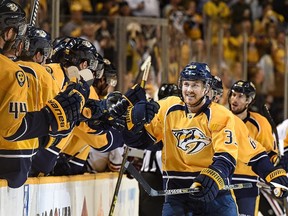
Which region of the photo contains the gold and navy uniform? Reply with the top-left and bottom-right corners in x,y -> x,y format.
44,63 -> 67,90
232,115 -> 271,198
0,54 -> 28,138
126,96 -> 238,191
0,54 -> 55,187
54,87 -> 124,175
31,70 -> 124,175
244,112 -> 277,156
18,60 -> 61,111
232,111 -> 277,215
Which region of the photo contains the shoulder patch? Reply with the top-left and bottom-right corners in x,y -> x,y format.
15,70 -> 26,87
45,66 -> 56,80
45,66 -> 53,74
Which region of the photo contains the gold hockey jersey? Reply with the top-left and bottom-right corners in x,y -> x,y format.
144,96 -> 238,181
0,54 -> 28,138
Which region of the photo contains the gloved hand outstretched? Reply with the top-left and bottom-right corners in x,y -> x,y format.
126,100 -> 160,133
265,167 -> 288,198
123,84 -> 147,105
190,165 -> 226,203
43,79 -> 90,134
81,91 -> 124,120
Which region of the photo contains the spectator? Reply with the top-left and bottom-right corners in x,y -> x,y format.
61,2 -> 83,37
126,0 -> 161,17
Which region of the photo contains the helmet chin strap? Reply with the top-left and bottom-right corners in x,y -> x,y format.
190,87 -> 210,107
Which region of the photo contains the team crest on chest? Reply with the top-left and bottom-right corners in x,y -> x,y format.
172,128 -> 211,154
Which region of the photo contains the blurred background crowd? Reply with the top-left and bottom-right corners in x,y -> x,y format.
17,0 -> 288,154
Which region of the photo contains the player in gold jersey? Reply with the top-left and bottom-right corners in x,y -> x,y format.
120,62 -> 239,215
211,76 -> 288,216
0,1 -> 89,188
228,80 -> 279,215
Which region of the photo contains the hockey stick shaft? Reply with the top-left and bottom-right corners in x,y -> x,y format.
124,161 -> 252,197
108,146 -> 129,216
29,0 -> 40,26
108,56 -> 151,216
263,104 -> 282,159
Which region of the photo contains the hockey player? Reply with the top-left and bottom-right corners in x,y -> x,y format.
30,37 -> 124,176
0,1 -> 89,188
228,80 -> 279,215
52,58 -> 121,175
211,76 -> 288,216
119,62 -> 239,215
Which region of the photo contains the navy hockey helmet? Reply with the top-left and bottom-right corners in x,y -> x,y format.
211,75 -> 223,94
21,25 -> 52,59
229,80 -> 256,100
178,62 -> 212,89
50,36 -> 73,63
158,83 -> 179,100
63,37 -> 99,71
0,1 -> 27,37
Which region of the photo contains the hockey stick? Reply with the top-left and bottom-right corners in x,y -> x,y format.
29,0 -> 40,26
262,105 -> 288,213
124,161 -> 252,196
257,181 -> 288,192
108,146 -> 130,216
108,55 -> 151,216
262,104 -> 283,160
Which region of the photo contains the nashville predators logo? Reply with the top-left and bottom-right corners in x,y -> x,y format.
172,128 -> 211,154
15,71 -> 26,87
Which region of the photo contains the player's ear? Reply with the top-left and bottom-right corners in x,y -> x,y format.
5,27 -> 16,41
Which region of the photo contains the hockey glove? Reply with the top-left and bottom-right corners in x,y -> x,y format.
87,115 -> 126,132
126,100 -> 160,133
82,99 -> 108,120
265,167 -> 288,198
123,84 -> 147,106
190,165 -> 226,203
82,92 -> 125,120
43,80 -> 89,134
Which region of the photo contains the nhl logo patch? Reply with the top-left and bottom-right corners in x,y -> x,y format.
15,71 -> 25,87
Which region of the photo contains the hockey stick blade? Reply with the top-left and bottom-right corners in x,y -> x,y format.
124,161 -> 252,197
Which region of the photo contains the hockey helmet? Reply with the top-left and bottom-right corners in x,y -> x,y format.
21,25 -> 52,59
211,75 -> 223,94
158,83 -> 179,100
178,62 -> 212,89
0,1 -> 27,37
229,80 -> 256,100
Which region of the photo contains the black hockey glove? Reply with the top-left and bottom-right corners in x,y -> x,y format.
126,100 -> 160,133
190,165 -> 226,203
265,167 -> 288,198
82,91 -> 125,121
123,84 -> 147,105
43,80 -> 90,134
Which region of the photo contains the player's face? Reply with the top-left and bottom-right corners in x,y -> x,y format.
229,91 -> 249,114
182,80 -> 206,107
